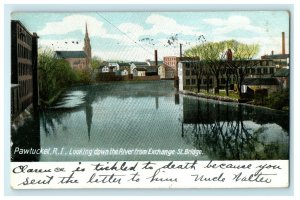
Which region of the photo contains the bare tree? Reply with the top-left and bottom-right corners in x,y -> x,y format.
185,40 -> 259,96
225,40 -> 260,97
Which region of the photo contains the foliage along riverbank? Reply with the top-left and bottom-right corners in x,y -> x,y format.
181,89 -> 289,112
38,50 -> 92,107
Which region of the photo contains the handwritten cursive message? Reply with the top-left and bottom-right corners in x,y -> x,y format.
11,160 -> 288,189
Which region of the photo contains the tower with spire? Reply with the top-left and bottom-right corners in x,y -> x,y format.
83,22 -> 92,69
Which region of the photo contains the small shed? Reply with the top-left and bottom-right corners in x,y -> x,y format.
273,68 -> 289,89
242,78 -> 280,94
133,67 -> 147,77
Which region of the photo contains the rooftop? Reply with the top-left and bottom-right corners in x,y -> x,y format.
134,67 -> 147,71
273,68 -> 289,77
145,66 -> 158,73
261,54 -> 290,60
242,78 -> 280,86
55,51 -> 86,59
131,62 -> 149,66
148,61 -> 164,66
118,62 -> 131,67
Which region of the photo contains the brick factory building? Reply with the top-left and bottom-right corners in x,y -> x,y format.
11,20 -> 39,118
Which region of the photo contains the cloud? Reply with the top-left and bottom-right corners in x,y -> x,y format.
145,14 -> 202,36
117,14 -> 203,39
39,14 -> 108,37
203,15 -> 265,35
118,23 -> 145,40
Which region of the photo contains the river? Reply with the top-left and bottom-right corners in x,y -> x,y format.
11,80 -> 289,162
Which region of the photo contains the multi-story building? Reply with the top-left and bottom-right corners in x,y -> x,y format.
11,20 -> 39,118
261,32 -> 289,68
261,53 -> 289,68
163,56 -> 198,79
178,59 -> 280,92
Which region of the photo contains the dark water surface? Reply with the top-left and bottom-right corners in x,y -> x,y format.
11,80 -> 289,161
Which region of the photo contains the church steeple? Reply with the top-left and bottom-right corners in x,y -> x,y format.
85,22 -> 89,38
84,22 -> 91,69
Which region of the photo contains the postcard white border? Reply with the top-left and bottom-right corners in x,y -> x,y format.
2,1 -> 297,199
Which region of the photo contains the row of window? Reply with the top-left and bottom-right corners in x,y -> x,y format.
245,67 -> 275,74
17,43 -> 32,59
164,57 -> 176,61
18,79 -> 32,99
17,24 -> 32,45
11,87 -> 19,116
185,77 -> 236,86
164,61 -> 177,67
185,67 -> 276,76
21,97 -> 32,112
18,62 -> 32,76
186,78 -> 213,86
184,60 -> 274,68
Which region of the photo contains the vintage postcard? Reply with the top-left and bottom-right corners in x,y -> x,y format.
10,11 -> 290,189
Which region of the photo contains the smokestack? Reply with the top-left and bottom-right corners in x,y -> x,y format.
227,49 -> 232,62
282,32 -> 286,55
271,50 -> 274,55
154,50 -> 158,66
180,43 -> 182,58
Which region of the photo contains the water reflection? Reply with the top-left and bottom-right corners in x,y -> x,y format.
181,97 -> 289,160
11,81 -> 289,161
85,97 -> 93,141
11,112 -> 41,161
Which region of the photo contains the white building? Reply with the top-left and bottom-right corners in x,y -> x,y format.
133,67 -> 147,77
115,69 -> 129,76
108,62 -> 120,72
102,66 -> 109,73
130,62 -> 149,74
158,65 -> 166,79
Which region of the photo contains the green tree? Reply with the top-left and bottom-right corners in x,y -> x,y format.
38,49 -> 78,102
184,41 -> 227,94
184,40 -> 260,96
90,56 -> 103,72
224,40 -> 260,97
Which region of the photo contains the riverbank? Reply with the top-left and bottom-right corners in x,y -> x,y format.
11,104 -> 34,131
40,88 -> 66,107
179,90 -> 239,103
180,89 -> 289,112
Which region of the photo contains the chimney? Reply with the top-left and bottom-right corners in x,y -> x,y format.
180,43 -> 182,58
154,50 -> 158,66
227,49 -> 232,61
282,32 -> 285,55
271,50 -> 274,55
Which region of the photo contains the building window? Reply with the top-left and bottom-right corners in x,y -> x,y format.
270,68 -> 274,74
263,68 -> 268,74
256,68 -> 261,74
186,70 -> 190,76
191,79 -> 196,85
221,78 -> 226,84
186,79 -> 190,85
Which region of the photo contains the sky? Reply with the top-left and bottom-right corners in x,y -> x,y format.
11,11 -> 290,61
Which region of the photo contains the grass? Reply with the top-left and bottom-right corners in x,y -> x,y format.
189,88 -> 240,99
